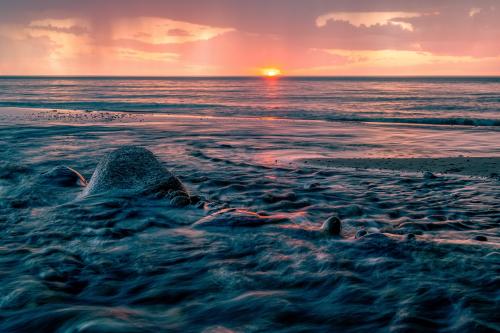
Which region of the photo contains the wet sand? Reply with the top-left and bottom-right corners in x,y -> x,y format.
302,157 -> 500,178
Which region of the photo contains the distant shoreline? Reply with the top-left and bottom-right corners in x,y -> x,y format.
1,75 -> 500,80
0,106 -> 498,128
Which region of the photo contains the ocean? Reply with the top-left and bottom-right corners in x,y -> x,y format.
0,77 -> 498,332
1,76 -> 500,126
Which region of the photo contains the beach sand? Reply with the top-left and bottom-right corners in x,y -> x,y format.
301,156 -> 500,178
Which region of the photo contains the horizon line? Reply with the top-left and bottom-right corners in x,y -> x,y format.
1,75 -> 500,79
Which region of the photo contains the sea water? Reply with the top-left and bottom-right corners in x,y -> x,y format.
0,77 -> 498,332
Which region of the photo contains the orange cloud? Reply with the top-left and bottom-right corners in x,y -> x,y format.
112,17 -> 233,44
291,49 -> 500,76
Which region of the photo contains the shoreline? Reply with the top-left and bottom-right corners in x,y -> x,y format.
2,107 -> 500,177
301,157 -> 500,178
1,106 -> 499,128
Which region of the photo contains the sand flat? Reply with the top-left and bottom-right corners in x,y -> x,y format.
302,157 -> 500,178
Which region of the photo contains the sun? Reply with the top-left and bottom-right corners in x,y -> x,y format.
261,68 -> 282,77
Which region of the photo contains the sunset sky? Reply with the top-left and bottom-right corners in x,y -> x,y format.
1,0 -> 500,76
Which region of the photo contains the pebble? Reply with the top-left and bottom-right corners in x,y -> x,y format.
170,195 -> 191,207
355,229 -> 367,239
473,235 -> 488,242
423,171 -> 437,179
321,215 -> 341,235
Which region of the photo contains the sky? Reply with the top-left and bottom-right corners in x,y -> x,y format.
1,0 -> 500,76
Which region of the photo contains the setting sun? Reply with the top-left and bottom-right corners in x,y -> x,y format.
261,68 -> 282,77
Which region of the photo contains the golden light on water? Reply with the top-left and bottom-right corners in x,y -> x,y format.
261,68 -> 282,77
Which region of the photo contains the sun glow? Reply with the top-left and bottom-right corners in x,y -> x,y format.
261,68 -> 282,77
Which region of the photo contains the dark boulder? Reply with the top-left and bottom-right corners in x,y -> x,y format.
81,146 -> 187,198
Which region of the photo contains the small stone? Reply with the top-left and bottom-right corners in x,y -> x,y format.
170,195 -> 191,207
189,195 -> 202,204
423,171 -> 437,179
355,229 -> 367,239
406,233 -> 416,240
473,235 -> 488,242
321,215 -> 341,235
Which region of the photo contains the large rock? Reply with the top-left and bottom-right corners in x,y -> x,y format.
81,146 -> 187,197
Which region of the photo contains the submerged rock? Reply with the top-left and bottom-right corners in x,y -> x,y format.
41,165 -> 87,187
193,208 -> 289,228
355,229 -> 368,239
320,215 -> 341,235
406,233 -> 416,240
423,171 -> 437,179
473,235 -> 488,242
81,146 -> 187,197
169,195 -> 191,207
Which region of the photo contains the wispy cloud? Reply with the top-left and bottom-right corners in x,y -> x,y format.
28,19 -> 89,35
114,48 -> 179,62
292,49 -> 500,76
316,12 -> 428,31
112,17 -> 233,44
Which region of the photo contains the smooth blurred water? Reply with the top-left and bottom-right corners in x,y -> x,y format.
0,76 -> 499,126
0,78 -> 499,332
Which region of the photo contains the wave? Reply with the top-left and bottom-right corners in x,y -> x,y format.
0,102 -> 498,127
325,116 -> 500,127
0,101 -> 227,111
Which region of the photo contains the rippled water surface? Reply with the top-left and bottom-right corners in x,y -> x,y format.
0,77 -> 499,332
1,76 -> 499,126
